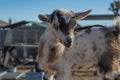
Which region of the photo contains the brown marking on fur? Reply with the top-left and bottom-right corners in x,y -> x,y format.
47,47 -> 57,63
75,36 -> 78,39
100,27 -> 108,32
114,20 -> 120,38
74,30 -> 80,35
52,30 -> 55,35
100,27 -> 115,39
81,53 -> 86,59
76,52 -> 80,56
80,50 -> 87,59
37,39 -> 45,59
47,43 -> 64,63
112,60 -> 119,72
71,64 -> 77,69
104,32 -> 115,38
48,65 -> 57,72
74,42 -> 78,46
98,29 -> 120,74
98,50 -> 114,74
80,34 -> 83,37
84,28 -> 91,34
83,44 -> 87,48
92,41 -> 97,52
98,36 -> 103,40
110,38 -> 120,73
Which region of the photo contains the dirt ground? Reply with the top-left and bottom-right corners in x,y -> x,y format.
70,66 -> 102,80
15,61 -> 101,80
70,75 -> 101,80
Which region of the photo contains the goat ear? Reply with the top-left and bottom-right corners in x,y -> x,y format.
74,9 -> 92,20
38,14 -> 51,22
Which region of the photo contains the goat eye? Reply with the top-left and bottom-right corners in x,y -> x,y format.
69,19 -> 76,28
53,23 -> 59,30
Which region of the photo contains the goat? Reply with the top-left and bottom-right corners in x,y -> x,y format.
37,9 -> 120,80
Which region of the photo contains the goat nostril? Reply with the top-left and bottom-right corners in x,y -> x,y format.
43,76 -> 48,80
66,38 -> 72,43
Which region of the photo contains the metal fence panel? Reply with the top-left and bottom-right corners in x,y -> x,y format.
5,26 -> 45,44
0,26 -> 45,59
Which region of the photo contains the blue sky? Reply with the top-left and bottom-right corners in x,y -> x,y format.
0,0 -> 115,25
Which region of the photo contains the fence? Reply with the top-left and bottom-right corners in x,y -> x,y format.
0,26 -> 46,61
0,30 -> 8,58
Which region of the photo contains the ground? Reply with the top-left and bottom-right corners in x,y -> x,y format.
71,68 -> 101,80
71,76 -> 101,80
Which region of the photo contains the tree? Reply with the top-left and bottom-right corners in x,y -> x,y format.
109,0 -> 120,16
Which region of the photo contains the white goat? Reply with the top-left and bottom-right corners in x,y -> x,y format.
37,9 -> 120,80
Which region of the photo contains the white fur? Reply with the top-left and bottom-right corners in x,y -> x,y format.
37,9 -> 120,80
55,28 -> 108,80
38,26 -> 119,80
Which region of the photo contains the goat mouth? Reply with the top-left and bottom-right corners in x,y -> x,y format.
64,42 -> 72,47
60,40 -> 72,48
43,76 -> 48,80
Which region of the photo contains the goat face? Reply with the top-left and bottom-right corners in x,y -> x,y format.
38,9 -> 91,48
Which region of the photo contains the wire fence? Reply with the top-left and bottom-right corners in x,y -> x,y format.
0,26 -> 45,59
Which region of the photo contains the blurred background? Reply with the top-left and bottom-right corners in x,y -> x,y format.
0,0 -> 120,26
0,0 -> 120,79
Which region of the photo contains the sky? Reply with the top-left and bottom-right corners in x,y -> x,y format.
0,0 -> 116,25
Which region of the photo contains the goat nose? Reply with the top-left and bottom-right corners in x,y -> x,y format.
43,76 -> 48,80
66,37 -> 72,43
